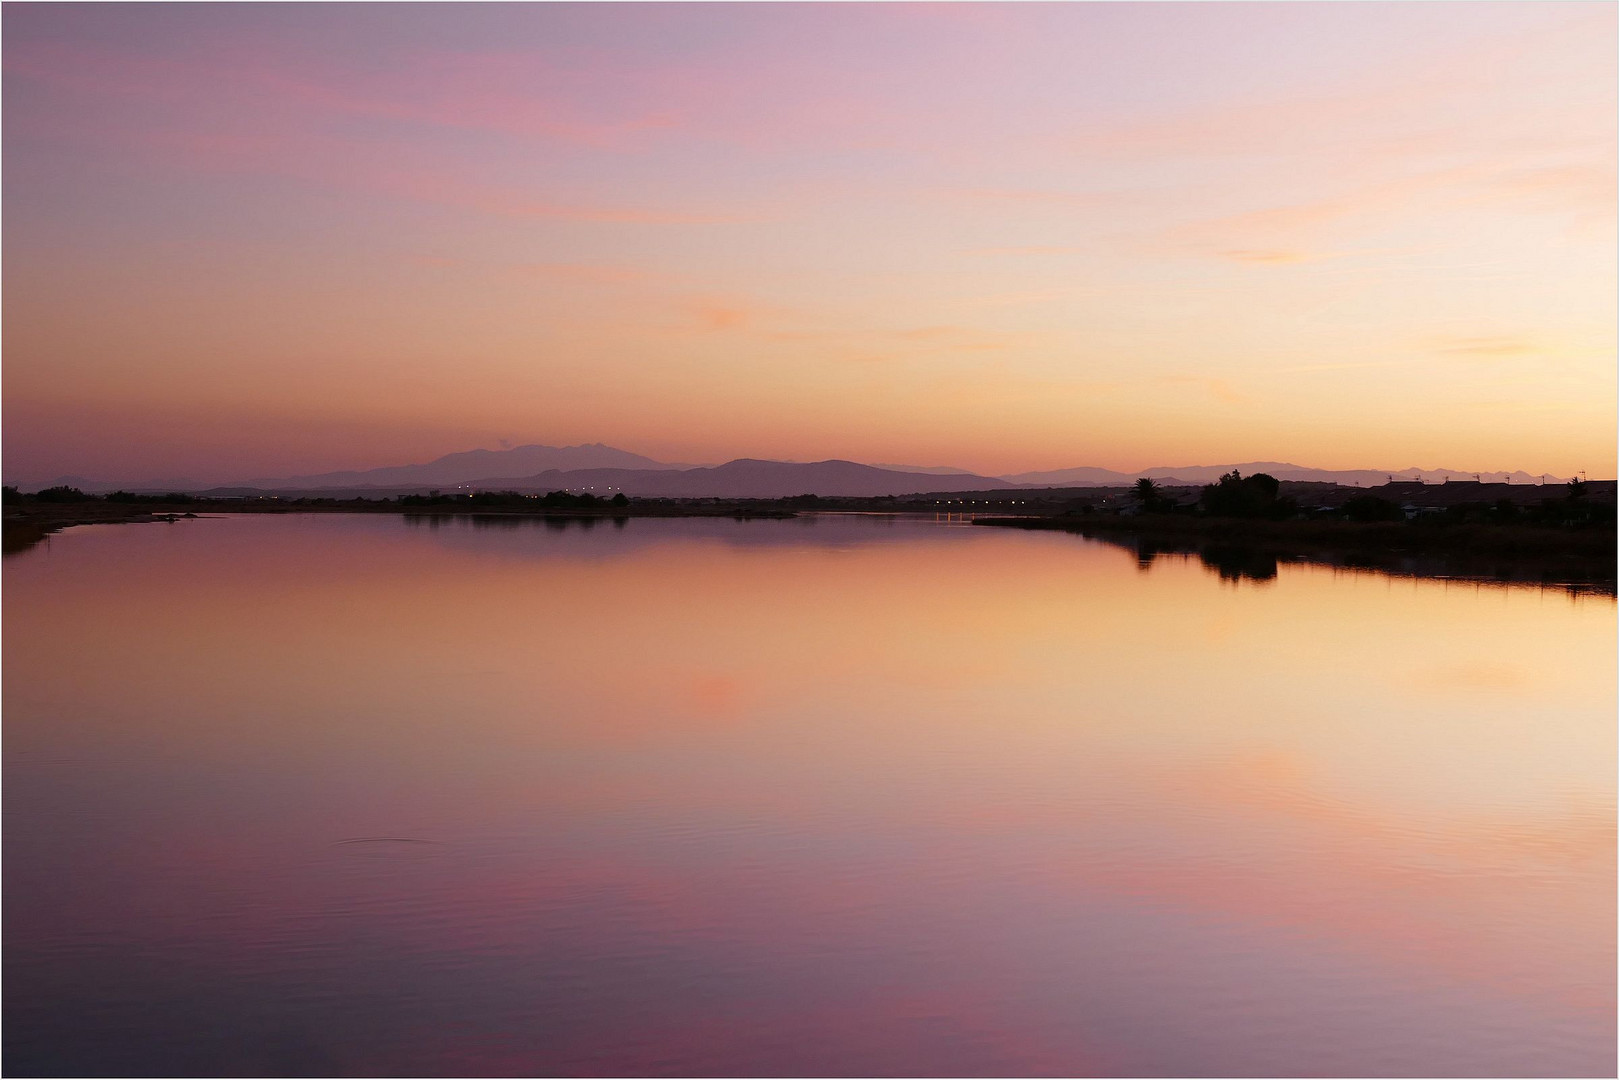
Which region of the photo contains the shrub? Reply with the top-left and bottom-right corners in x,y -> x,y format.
1342,495 -> 1404,523
33,486 -> 93,503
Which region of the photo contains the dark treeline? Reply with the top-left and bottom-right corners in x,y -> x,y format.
979,471 -> 1614,591
398,490 -> 630,509
3,486 -> 632,510
0,487 -> 796,550
6,485 -> 203,504
4,475 -> 1610,530
1118,470 -> 1609,530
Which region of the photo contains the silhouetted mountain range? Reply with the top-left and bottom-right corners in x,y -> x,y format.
1007,461 -> 1562,488
470,459 -> 1015,498
242,442 -> 687,489
15,443 -> 1573,498
870,463 -> 980,476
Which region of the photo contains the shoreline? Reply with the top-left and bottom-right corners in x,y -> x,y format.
975,513 -> 1616,594
1,499 -> 799,555
6,498 -> 1613,594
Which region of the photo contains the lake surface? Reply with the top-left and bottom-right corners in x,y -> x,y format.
4,513 -> 1614,1076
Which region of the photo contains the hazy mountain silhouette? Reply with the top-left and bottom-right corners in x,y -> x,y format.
242,443 -> 688,490
1008,461 -> 1566,487
871,463 -> 980,476
475,459 -> 1014,498
12,444 -> 1572,495
24,473 -> 213,494
1003,466 -> 1142,486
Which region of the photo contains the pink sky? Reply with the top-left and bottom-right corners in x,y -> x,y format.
4,3 -> 1614,483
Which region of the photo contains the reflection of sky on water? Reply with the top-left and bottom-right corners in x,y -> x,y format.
398,509 -> 979,557
5,514 -> 1613,1075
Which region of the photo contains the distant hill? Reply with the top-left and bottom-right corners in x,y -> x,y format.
242,443 -> 688,490
12,446 -> 1573,496
1006,461 -> 1566,487
474,459 -> 1014,498
21,473 -> 212,494
871,463 -> 980,476
1003,466 -> 1141,486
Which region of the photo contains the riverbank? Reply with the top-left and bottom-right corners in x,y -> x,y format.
1,505 -> 208,554
8,495 -> 1613,594
976,513 -> 1616,592
1,497 -> 798,555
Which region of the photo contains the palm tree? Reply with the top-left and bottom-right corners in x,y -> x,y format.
1132,477 -> 1160,509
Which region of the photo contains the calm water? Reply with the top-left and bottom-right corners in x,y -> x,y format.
4,513 -> 1614,1076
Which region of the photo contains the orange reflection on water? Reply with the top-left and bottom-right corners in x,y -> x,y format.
5,513 -> 1614,1076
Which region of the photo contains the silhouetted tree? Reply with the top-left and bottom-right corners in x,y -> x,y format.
105,491 -> 199,504
537,490 -> 600,509
1200,471 -> 1292,519
1342,495 -> 1404,523
33,486 -> 93,503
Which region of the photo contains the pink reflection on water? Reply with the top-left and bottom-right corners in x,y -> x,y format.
4,514 -> 1614,1075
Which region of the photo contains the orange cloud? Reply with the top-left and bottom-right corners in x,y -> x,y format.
691,300 -> 751,332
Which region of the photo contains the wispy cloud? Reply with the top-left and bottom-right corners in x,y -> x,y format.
1269,359 -> 1410,376
1468,164 -> 1619,235
689,299 -> 753,332
4,40 -> 683,150
1218,249 -> 1311,265
1157,374 -> 1247,406
958,187 -> 1138,209
5,40 -> 755,226
891,325 -> 1021,351
966,245 -> 1090,257
1433,336 -> 1538,359
510,262 -> 655,285
4,5 -> 1612,478
498,198 -> 740,225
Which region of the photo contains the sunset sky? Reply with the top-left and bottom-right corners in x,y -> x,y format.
4,2 -> 1615,484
